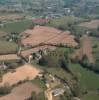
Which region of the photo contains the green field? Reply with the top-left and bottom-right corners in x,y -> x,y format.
70,63 -> 99,91
0,12 -> 11,16
92,37 -> 99,66
0,40 -> 18,54
0,20 -> 32,33
83,94 -> 99,100
47,16 -> 84,30
92,37 -> 99,52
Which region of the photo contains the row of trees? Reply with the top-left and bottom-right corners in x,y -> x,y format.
74,55 -> 99,74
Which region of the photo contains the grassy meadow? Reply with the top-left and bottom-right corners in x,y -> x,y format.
0,40 -> 18,54
0,20 -> 32,33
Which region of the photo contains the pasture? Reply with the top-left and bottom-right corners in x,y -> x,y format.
0,20 -> 32,33
70,63 -> 99,91
47,16 -> 84,30
0,40 -> 18,54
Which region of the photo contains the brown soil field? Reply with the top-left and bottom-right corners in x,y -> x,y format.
21,26 -> 78,48
0,14 -> 23,22
71,48 -> 83,60
72,35 -> 94,64
79,20 -> 99,29
0,82 -> 41,100
82,35 -> 94,63
0,54 -> 20,61
0,64 -> 40,86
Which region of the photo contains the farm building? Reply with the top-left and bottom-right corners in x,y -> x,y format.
32,18 -> 50,25
52,88 -> 64,96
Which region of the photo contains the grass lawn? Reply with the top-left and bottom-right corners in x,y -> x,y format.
83,94 -> 99,100
0,20 -> 32,33
70,63 -> 99,91
0,40 -> 18,54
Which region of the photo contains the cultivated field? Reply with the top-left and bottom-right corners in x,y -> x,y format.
0,82 -> 41,100
82,35 -> 94,63
0,40 -> 18,54
0,54 -> 20,61
0,64 -> 40,86
0,19 -> 32,33
0,14 -> 23,22
79,20 -> 99,29
72,35 -> 94,64
21,26 -> 78,48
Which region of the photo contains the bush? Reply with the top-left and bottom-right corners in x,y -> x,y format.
0,85 -> 11,95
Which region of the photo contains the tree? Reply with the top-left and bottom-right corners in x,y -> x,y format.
97,26 -> 99,31
0,84 -> 11,95
59,56 -> 70,72
72,82 -> 81,97
38,56 -> 47,66
31,92 -> 37,100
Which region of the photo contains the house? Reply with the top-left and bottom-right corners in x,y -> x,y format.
32,18 -> 50,25
0,64 -> 8,70
52,88 -> 64,96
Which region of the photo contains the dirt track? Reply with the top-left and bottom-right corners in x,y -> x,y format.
0,82 -> 41,100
